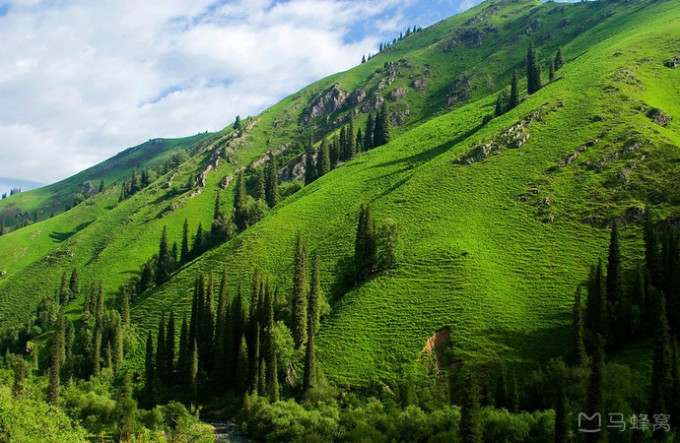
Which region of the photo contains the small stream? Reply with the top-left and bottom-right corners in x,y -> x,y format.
204,420 -> 253,443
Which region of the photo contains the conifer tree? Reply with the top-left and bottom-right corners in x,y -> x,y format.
347,118 -> 356,159
69,268 -> 80,300
192,223 -> 204,259
236,335 -> 249,391
374,105 -> 391,147
549,60 -> 555,82
460,373 -> 482,443
293,234 -> 308,348
586,261 -> 607,343
586,335 -> 605,437
234,172 -> 247,231
356,129 -> 364,153
120,291 -> 130,326
48,346 -> 60,406
265,158 -> 279,208
213,192 -> 222,220
230,286 -> 246,378
509,71 -> 520,109
93,327 -> 102,376
355,204 -> 378,282
554,364 -> 568,443
234,115 -> 241,130
330,138 -> 339,168
555,47 -> 565,70
214,270 -> 230,384
145,332 -> 154,406
188,339 -> 198,404
339,127 -> 347,162
55,309 -> 66,367
317,139 -> 331,178
181,219 -> 190,265
305,148 -> 316,185
258,357 -> 267,397
304,255 -> 321,393
607,225 -> 627,346
364,114 -> 375,151
527,43 -> 542,94
651,293 -> 673,415
201,275 -> 215,370
112,315 -> 124,371
165,312 -> 176,380
255,169 -> 266,201
178,314 -> 188,385
0,218 -> 4,236
572,288 -> 587,366
156,314 -> 166,378
495,92 -> 507,117
59,272 -> 69,305
156,226 -> 172,284
99,180 -> 105,193
644,208 -> 661,288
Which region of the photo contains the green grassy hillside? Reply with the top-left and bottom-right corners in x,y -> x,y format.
0,0 -> 678,390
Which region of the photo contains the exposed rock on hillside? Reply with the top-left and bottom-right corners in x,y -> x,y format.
390,87 -> 408,101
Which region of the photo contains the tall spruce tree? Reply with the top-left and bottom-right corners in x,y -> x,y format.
201,275 -> 215,371
214,270 -> 230,384
292,234 -> 308,348
156,226 -> 172,284
59,272 -> 69,305
305,148 -> 316,185
355,204 -> 378,282
317,139 -> 331,178
188,339 -> 198,404
236,335 -> 249,391
586,261 -> 607,344
651,293 -> 673,415
644,208 -> 661,288
120,291 -> 130,325
527,43 -> 542,94
178,315 -> 189,387
509,71 -> 520,109
255,169 -> 266,201
231,286 -> 246,379
572,288 -> 587,366
495,92 -> 508,117
460,373 -> 483,443
112,315 -> 124,371
265,158 -> 279,208
374,105 -> 391,147
145,332 -> 154,406
364,114 -> 375,151
330,138 -> 339,168
55,309 -> 66,367
93,327 -> 102,376
347,118 -> 356,159
303,255 -> 321,394
69,268 -> 80,300
586,335 -> 605,442
607,225 -> 629,348
555,47 -> 565,70
165,312 -> 176,381
257,356 -> 267,396
156,314 -> 166,379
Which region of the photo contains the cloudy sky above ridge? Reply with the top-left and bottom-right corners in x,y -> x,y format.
0,0 -> 576,189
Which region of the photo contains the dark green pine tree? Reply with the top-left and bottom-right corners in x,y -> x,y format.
644,208 -> 661,289
120,292 -> 130,326
247,275 -> 262,392
171,242 -> 178,271
509,71 -> 520,109
330,138 -> 339,169
59,272 -> 69,305
112,315 -> 124,371
255,169 -> 266,201
178,314 -> 189,387
265,158 -> 279,208
555,47 -> 565,70
355,204 -> 378,282
48,344 -> 61,406
200,275 -> 215,371
364,114 -> 375,151
586,335 -> 605,443
165,312 -> 176,381
585,261 -> 607,344
69,268 -> 80,301
460,373 -> 483,443
156,226 -> 173,284
554,364 -> 569,443
145,331 -> 155,406
233,115 -> 241,130
191,223 -> 205,259
214,270 -> 230,385
347,118 -> 356,159
230,286 -> 246,380
356,129 -> 364,154
188,339 -> 198,404
304,255 -> 321,394
181,219 -> 190,265
292,234 -> 308,348
99,180 -> 105,193
264,284 -> 279,402
140,262 -> 154,293
606,225 -> 627,347
374,105 -> 391,148
234,172 -> 248,231
257,357 -> 267,397
651,293 -> 673,416
213,192 -> 222,219
305,148 -> 316,185
235,335 -> 249,391
92,327 -> 102,377
527,42 -> 542,95
317,139 -> 331,178
156,314 -> 166,381
572,288 -> 588,366
495,92 -> 507,117
55,309 -> 66,367
549,60 -> 555,82
339,126 -> 347,162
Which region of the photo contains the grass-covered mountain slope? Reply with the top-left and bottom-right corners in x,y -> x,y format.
0,0 -> 679,392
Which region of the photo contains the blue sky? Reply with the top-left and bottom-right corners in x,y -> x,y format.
0,0 -> 575,188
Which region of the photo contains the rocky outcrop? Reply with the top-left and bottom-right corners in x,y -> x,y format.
412,78 -> 427,91
390,87 -> 408,101
647,107 -> 672,126
361,95 -> 385,113
278,152 -> 311,183
305,84 -> 348,121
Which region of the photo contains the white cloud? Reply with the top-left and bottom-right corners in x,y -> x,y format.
0,0 -> 446,185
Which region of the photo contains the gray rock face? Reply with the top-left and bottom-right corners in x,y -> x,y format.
412,78 -> 427,91
390,87 -> 408,101
306,84 -> 348,120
